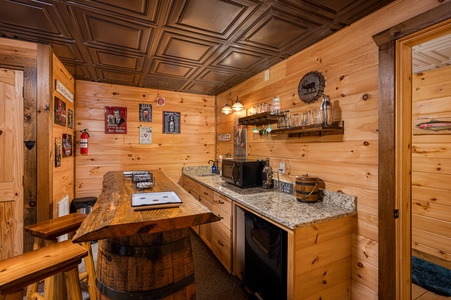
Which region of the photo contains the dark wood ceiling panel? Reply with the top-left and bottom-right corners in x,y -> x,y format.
71,8 -> 152,53
0,0 -> 73,42
67,0 -> 156,20
151,59 -> 198,78
165,0 -> 261,40
88,48 -> 144,71
97,69 -> 140,85
156,32 -> 218,63
142,73 -> 187,90
0,0 -> 395,95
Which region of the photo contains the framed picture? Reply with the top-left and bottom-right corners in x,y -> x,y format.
55,137 -> 62,167
105,106 -> 127,134
62,134 -> 72,157
139,103 -> 152,122
162,111 -> 180,134
54,97 -> 66,126
67,109 -> 73,129
234,122 -> 246,158
139,126 -> 152,144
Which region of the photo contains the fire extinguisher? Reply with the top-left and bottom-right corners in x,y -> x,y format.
80,129 -> 89,155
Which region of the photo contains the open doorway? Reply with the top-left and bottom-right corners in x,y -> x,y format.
373,4 -> 451,299
410,32 -> 451,299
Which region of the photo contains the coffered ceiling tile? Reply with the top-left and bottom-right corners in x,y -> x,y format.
88,47 -> 145,71
67,0 -> 159,23
51,43 -> 84,62
195,68 -> 242,84
156,32 -> 218,63
97,69 -> 140,85
183,81 -> 219,95
166,0 -> 261,40
142,73 -> 188,91
0,0 -> 73,42
71,8 -> 152,53
212,47 -> 269,72
151,58 -> 199,78
237,8 -> 314,53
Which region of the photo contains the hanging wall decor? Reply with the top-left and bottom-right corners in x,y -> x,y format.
54,96 -> 67,126
67,109 -> 73,129
139,126 -> 152,144
55,137 -> 62,167
105,106 -> 127,134
297,71 -> 326,104
62,134 -> 72,157
139,103 -> 152,122
162,111 -> 180,134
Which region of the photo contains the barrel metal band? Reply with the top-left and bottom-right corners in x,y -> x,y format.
103,236 -> 190,258
96,273 -> 195,300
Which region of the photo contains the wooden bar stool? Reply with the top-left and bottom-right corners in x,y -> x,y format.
24,213 -> 96,300
0,240 -> 87,300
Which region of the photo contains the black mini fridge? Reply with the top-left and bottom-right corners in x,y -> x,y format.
244,211 -> 287,299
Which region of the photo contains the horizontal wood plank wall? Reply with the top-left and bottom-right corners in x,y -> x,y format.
411,65 -> 451,269
216,0 -> 442,298
52,54 -> 75,217
75,81 -> 215,198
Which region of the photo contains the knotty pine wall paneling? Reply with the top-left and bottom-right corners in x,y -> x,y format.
52,54 -> 75,218
75,81 -> 215,198
411,65 -> 451,269
216,0 -> 443,298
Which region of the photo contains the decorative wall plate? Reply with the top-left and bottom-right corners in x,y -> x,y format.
297,71 -> 325,104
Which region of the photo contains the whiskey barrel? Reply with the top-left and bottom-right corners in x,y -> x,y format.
295,175 -> 319,203
96,228 -> 195,300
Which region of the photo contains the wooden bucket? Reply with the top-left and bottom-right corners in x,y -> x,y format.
96,228 -> 195,300
295,175 -> 319,203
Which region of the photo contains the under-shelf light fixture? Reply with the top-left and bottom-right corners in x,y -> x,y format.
222,96 -> 244,114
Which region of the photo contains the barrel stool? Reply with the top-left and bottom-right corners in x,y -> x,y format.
24,213 -> 96,300
0,240 -> 87,300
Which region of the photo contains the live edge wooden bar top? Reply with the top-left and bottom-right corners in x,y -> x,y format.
72,170 -> 219,243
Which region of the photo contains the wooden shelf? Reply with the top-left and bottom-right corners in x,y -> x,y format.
270,121 -> 344,137
238,112 -> 279,126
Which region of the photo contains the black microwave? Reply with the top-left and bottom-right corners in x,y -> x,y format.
221,159 -> 264,188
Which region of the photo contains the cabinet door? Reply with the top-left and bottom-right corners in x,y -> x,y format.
199,197 -> 212,248
211,222 -> 232,272
0,69 -> 24,259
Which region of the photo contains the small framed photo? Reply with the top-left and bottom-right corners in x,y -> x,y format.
67,109 -> 73,129
54,97 -> 66,126
105,106 -> 127,134
162,111 -> 180,134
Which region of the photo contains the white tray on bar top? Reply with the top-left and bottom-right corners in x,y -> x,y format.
131,191 -> 183,210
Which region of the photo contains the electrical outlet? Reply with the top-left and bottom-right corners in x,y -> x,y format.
279,162 -> 285,174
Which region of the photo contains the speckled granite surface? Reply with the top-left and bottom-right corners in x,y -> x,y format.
182,166 -> 356,230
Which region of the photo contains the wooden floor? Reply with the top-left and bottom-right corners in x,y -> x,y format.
413,284 -> 451,300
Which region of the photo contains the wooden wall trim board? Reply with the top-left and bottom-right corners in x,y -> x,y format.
36,44 -> 52,222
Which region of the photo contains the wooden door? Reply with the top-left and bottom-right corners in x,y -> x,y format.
0,68 -> 24,259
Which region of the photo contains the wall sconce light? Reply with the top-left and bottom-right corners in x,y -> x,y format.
222,96 -> 244,114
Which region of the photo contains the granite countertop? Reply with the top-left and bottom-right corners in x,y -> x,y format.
182,166 -> 356,230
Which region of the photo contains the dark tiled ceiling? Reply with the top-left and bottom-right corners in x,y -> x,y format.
0,0 -> 394,95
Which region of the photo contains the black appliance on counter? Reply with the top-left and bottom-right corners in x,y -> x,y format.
244,211 -> 287,299
221,159 -> 264,188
